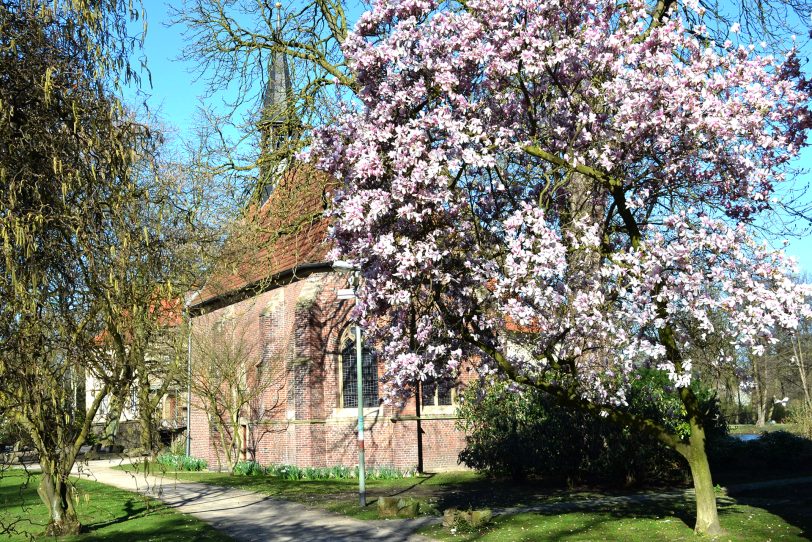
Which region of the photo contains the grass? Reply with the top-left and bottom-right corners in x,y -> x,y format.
6,462 -> 806,542
419,505 -> 808,541
116,455 -> 812,539
0,468 -> 231,541
416,473 -> 812,541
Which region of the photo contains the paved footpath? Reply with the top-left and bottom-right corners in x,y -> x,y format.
73,459 -> 435,542
74,459 -> 812,541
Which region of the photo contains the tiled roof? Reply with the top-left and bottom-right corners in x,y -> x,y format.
192,163 -> 338,311
95,297 -> 183,345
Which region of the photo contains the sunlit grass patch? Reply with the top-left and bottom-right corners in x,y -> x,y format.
0,469 -> 230,541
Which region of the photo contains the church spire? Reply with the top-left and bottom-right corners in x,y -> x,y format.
261,49 -> 292,141
259,2 -> 299,202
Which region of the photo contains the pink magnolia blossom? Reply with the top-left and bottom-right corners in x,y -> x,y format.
311,0 -> 812,407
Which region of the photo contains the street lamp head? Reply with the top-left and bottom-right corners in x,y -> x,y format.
333,260 -> 359,273
332,260 -> 357,273
333,260 -> 360,290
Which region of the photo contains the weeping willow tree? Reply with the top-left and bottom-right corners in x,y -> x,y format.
0,0 -> 161,535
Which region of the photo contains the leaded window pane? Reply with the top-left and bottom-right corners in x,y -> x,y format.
421,380 -> 436,406
341,339 -> 378,408
421,378 -> 454,406
437,384 -> 453,406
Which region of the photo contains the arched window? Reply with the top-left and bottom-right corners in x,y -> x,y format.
340,337 -> 378,408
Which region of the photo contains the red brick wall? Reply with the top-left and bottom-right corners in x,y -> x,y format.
189,271 -> 468,472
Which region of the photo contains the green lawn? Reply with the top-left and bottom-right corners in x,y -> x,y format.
419,505 -> 807,541
415,475 -> 812,541
118,460 -> 812,541
0,469 -> 231,541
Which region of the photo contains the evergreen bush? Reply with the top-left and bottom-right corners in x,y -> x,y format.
457,371 -> 726,486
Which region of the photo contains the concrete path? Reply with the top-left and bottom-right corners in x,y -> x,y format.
73,459 -> 435,542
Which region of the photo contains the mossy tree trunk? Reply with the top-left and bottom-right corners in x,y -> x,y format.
138,380 -> 158,456
38,466 -> 80,537
592,390 -> 723,535
16,376 -> 110,537
98,392 -> 126,449
608,393 -> 723,535
675,416 -> 722,535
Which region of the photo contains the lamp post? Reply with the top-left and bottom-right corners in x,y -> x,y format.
334,260 -> 366,507
185,305 -> 193,457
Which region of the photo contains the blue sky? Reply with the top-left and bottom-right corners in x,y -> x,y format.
130,0 -> 812,274
125,1 -> 206,136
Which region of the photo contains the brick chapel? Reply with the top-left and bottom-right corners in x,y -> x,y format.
187,49 -> 467,472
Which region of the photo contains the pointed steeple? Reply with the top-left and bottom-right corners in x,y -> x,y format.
261,49 -> 293,140
259,2 -> 299,202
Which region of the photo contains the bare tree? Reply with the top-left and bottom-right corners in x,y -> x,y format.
791,324 -> 812,409
738,319 -> 812,427
94,153 -> 228,454
191,317 -> 286,472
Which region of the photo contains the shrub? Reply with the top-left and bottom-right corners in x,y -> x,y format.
156,453 -> 208,471
259,463 -> 413,480
753,431 -> 812,465
788,403 -> 812,439
168,435 -> 187,456
708,430 -> 812,473
233,460 -> 265,476
457,371 -> 726,486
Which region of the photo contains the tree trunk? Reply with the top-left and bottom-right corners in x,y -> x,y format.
139,414 -> 156,457
751,353 -> 778,427
99,392 -> 126,448
38,469 -> 80,536
677,420 -> 722,535
755,400 -> 773,427
792,333 -> 811,409
737,385 -> 744,424
230,410 -> 242,472
138,382 -> 158,456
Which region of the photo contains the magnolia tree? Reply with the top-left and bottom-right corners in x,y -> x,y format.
311,0 -> 812,534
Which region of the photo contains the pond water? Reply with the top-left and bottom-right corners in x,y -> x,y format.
732,433 -> 762,441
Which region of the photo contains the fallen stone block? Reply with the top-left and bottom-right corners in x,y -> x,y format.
442,507 -> 459,527
443,507 -> 493,529
377,496 -> 400,518
396,498 -> 420,518
470,509 -> 493,527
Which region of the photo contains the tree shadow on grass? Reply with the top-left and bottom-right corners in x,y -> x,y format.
78,516 -> 228,542
385,474 -> 796,535
420,476 -> 812,540
81,497 -> 148,533
366,473 -> 436,506
426,494 -> 755,542
435,482 -> 702,530
80,496 -> 229,542
379,475 -> 694,516
725,480 -> 812,540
